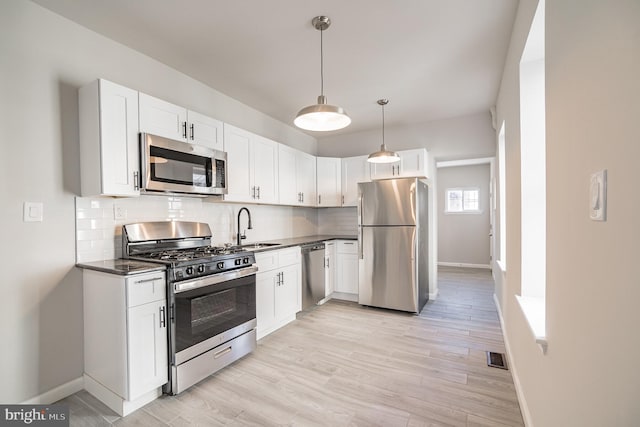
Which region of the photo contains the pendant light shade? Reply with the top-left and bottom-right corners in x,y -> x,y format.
368,99 -> 400,164
294,16 -> 351,132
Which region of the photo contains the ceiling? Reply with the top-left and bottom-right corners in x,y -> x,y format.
32,0 -> 518,138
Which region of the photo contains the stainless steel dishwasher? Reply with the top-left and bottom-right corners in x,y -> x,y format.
301,242 -> 326,310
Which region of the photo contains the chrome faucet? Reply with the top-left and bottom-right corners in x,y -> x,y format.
236,207 -> 253,245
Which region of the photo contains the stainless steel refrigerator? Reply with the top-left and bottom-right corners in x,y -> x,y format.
358,177 -> 429,313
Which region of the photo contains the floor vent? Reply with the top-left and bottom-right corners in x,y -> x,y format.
486,351 -> 508,370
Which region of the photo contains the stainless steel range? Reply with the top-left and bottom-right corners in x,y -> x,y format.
122,221 -> 257,395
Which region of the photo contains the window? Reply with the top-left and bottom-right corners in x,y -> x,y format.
498,121 -> 506,268
517,0 -> 547,352
445,188 -> 480,213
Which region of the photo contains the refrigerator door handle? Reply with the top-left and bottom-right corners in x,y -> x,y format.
358,226 -> 363,259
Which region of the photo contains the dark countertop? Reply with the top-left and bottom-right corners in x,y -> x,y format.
76,236 -> 357,273
76,259 -> 166,276
246,235 -> 357,252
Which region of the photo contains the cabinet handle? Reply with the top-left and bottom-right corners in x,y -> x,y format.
134,277 -> 160,284
318,194 -> 321,205
342,195 -> 345,205
133,171 -> 139,191
182,121 -> 188,139
301,192 -> 304,203
190,123 -> 194,140
159,306 -> 166,328
251,186 -> 256,199
257,186 -> 260,199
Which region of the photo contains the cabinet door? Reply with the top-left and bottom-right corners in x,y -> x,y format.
139,93 -> 187,142
397,148 -> 428,178
297,151 -> 317,206
317,157 -> 342,207
256,271 -> 276,338
324,242 -> 336,295
187,110 -> 223,151
278,144 -> 299,205
336,253 -> 359,294
252,136 -> 279,204
96,80 -> 140,196
223,124 -> 253,202
369,162 -> 395,180
275,264 -> 300,319
127,300 -> 168,400
341,156 -> 370,206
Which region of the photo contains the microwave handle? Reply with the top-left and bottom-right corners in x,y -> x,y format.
133,171 -> 139,191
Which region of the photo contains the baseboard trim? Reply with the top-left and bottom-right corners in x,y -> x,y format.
493,293 -> 533,427
21,377 -> 84,405
438,262 -> 491,269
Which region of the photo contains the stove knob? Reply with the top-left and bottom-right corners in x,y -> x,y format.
243,257 -> 249,264
185,266 -> 194,276
217,262 -> 225,270
234,259 -> 241,266
197,265 -> 205,274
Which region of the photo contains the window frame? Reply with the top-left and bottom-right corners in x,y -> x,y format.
444,187 -> 482,214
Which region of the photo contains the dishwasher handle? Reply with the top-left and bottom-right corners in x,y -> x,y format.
301,243 -> 326,252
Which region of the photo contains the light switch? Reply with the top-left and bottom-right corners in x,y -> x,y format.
589,170 -> 607,221
23,202 -> 43,222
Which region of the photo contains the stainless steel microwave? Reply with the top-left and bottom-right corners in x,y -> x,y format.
140,133 -> 227,197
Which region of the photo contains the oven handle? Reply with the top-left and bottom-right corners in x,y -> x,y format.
173,265 -> 258,294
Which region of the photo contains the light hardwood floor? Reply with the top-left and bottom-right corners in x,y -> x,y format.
58,267 -> 524,426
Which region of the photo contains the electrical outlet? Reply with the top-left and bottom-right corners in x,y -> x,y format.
114,205 -> 127,220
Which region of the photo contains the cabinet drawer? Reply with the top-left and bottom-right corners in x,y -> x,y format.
337,240 -> 357,254
278,247 -> 300,266
126,272 -> 166,307
255,251 -> 279,272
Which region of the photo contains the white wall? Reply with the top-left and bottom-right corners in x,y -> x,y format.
0,0 -> 316,404
494,0 -> 640,425
437,164 -> 491,267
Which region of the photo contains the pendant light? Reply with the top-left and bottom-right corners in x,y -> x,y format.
367,99 -> 400,163
294,16 -> 351,132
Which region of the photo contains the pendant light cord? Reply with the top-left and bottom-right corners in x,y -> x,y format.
320,27 -> 324,97
381,103 -> 385,149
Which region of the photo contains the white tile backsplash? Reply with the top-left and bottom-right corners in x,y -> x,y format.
318,207 -> 358,235
75,196 -> 320,262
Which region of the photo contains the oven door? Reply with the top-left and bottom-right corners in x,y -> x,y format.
140,133 -> 227,196
170,266 -> 256,365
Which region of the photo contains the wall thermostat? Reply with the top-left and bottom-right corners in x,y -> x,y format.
589,169 -> 607,221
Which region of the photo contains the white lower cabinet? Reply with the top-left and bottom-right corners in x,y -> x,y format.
255,247 -> 301,339
335,240 -> 359,297
83,269 -> 167,417
324,241 -> 336,297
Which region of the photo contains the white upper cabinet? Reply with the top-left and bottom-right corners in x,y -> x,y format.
251,135 -> 279,204
224,124 -> 278,204
139,93 -> 223,151
341,155 -> 371,207
316,157 -> 342,207
369,148 -> 429,180
278,145 -> 317,207
79,79 -> 140,197
187,110 -> 224,151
